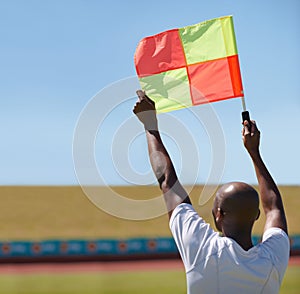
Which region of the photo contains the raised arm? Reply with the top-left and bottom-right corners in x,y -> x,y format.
133,90 -> 191,218
242,120 -> 287,234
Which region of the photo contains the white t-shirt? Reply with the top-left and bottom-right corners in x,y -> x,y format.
170,203 -> 290,294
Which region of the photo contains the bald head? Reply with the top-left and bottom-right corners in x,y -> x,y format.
213,182 -> 260,232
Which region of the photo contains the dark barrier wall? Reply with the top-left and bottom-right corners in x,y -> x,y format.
0,238 -> 178,262
0,236 -> 299,262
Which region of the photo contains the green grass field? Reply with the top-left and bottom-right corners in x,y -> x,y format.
0,265 -> 299,294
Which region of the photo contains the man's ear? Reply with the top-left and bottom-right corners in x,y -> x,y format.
255,209 -> 260,220
212,208 -> 223,232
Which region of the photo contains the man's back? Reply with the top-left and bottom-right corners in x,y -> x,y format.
170,203 -> 290,294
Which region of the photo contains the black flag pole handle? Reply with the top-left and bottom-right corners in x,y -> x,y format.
241,96 -> 252,130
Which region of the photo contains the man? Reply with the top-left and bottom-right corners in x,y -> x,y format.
133,90 -> 289,294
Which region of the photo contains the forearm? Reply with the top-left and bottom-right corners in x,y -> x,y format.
145,130 -> 172,184
251,151 -> 282,210
145,129 -> 191,214
146,129 -> 182,190
250,151 -> 287,231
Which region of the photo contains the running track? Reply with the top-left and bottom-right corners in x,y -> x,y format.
0,257 -> 299,274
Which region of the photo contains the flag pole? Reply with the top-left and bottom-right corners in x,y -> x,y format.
241,96 -> 251,128
241,96 -> 247,112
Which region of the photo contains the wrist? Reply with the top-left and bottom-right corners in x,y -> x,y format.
249,148 -> 261,161
144,118 -> 158,131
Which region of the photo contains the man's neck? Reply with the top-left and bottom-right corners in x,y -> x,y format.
222,228 -> 253,251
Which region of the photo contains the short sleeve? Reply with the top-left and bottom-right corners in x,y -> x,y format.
169,203 -> 216,271
261,227 -> 290,282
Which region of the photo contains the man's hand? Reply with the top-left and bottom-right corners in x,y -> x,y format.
133,90 -> 158,131
242,120 -> 260,157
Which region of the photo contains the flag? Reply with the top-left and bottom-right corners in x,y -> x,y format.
134,16 -> 244,113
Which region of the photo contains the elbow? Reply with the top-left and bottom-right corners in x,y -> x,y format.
157,170 -> 177,194
150,152 -> 169,188
154,165 -> 168,190
149,152 -> 177,192
153,163 -> 166,184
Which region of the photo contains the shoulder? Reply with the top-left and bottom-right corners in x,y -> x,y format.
169,203 -> 207,232
261,227 -> 290,253
169,202 -> 217,251
169,203 -> 198,223
169,203 -> 219,271
259,227 -> 290,276
262,227 -> 289,246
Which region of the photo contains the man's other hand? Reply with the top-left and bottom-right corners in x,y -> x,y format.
242,120 -> 260,156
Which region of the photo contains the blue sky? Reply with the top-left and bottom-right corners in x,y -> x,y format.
0,0 -> 299,186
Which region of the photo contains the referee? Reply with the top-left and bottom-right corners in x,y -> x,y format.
133,90 -> 289,294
